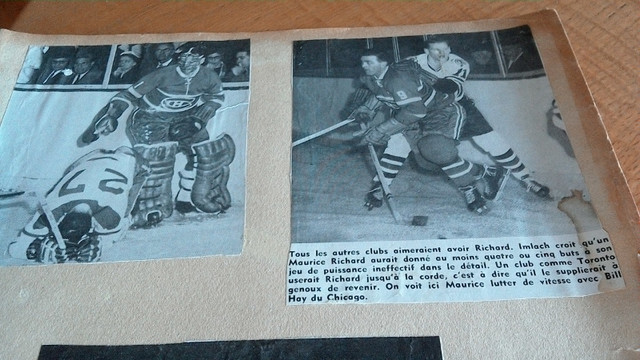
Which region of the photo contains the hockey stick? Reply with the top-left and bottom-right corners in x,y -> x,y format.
0,189 -> 26,199
293,86 -> 379,148
36,193 -> 66,250
292,118 -> 356,148
361,124 -> 428,227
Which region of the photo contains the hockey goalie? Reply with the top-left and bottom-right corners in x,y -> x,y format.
78,42 -> 236,228
7,146 -> 149,264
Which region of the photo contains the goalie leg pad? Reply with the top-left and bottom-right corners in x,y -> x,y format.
191,134 -> 235,213
131,142 -> 178,227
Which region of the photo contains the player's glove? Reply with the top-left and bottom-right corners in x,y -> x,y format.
194,103 -> 220,121
79,100 -> 127,146
354,118 -> 407,146
73,236 -> 102,262
432,92 -> 455,108
94,115 -> 118,136
350,105 -> 376,123
26,237 -> 68,264
362,127 -> 389,146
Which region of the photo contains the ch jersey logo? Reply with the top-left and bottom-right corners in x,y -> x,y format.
160,96 -> 199,112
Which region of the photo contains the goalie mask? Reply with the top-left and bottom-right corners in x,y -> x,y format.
176,42 -> 207,74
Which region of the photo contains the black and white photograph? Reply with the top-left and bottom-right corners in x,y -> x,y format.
37,336 -> 442,360
291,26 -> 602,243
0,39 -> 250,265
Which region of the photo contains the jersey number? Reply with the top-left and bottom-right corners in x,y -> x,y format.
59,168 -> 129,197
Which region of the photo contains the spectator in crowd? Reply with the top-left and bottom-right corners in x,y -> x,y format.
224,49 -> 250,82
468,41 -> 498,74
502,42 -> 542,73
35,46 -> 75,85
153,42 -> 176,68
205,50 -> 226,78
139,42 -> 176,77
499,28 -> 543,73
71,48 -> 104,85
110,45 -> 142,84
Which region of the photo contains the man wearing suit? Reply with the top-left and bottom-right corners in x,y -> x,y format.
35,46 -> 74,85
140,42 -> 176,77
71,49 -> 104,85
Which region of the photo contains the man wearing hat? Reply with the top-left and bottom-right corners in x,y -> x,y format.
110,45 -> 142,84
35,46 -> 74,85
79,42 -> 233,228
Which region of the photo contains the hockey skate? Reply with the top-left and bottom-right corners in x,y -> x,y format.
481,165 -> 510,201
364,183 -> 383,210
175,169 -> 198,214
460,185 -> 488,215
520,175 -> 551,198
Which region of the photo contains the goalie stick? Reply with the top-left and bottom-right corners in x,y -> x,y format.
0,190 -> 68,250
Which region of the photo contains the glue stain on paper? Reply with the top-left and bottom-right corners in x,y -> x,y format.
557,190 -> 618,292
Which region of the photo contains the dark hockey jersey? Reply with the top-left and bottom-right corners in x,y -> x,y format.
117,65 -> 225,113
360,61 -> 453,125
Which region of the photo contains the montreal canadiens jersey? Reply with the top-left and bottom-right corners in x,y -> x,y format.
360,65 -> 451,124
23,147 -> 143,237
413,53 -> 469,101
120,65 -> 224,113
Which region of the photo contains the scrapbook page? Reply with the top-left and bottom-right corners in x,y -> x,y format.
0,10 -> 638,360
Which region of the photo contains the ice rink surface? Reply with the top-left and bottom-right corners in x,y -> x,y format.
292,140 -> 601,244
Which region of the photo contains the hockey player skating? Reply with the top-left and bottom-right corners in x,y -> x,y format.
357,35 -> 549,212
79,42 -> 235,227
7,147 -> 149,264
354,49 -> 508,214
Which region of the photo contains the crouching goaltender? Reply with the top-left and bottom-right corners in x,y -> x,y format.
78,42 -> 235,228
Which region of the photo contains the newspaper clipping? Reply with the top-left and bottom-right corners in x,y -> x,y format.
289,26 -> 625,304
0,40 -> 250,265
